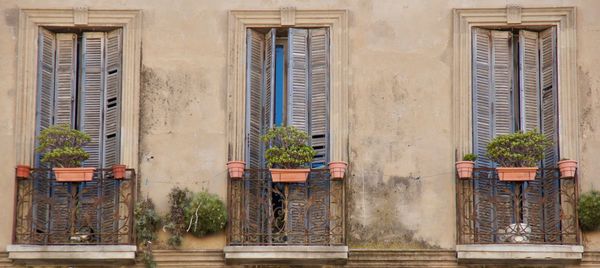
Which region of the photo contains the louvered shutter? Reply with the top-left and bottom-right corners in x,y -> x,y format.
307,28 -> 330,243
472,29 -> 515,243
54,34 -> 77,125
33,28 -> 56,241
308,28 -> 330,168
100,29 -> 123,243
244,29 -> 267,243
287,28 -> 309,132
79,32 -> 105,168
518,30 -> 544,242
539,27 -> 560,243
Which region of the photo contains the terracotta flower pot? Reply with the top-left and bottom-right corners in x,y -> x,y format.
16,165 -> 31,179
53,167 -> 96,182
112,164 -> 127,179
227,161 -> 245,179
329,161 -> 348,180
455,161 -> 475,179
269,168 -> 310,183
558,160 -> 577,178
496,167 -> 538,181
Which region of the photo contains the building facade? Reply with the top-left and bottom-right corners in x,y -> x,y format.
0,0 -> 599,267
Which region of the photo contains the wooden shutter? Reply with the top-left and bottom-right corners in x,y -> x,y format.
102,29 -> 122,168
539,27 -> 560,242
244,29 -> 267,243
287,28 -> 309,132
100,29 -> 123,243
472,29 -> 515,243
263,29 -> 276,136
308,28 -> 330,168
54,33 -> 77,125
33,28 -> 56,240
79,32 -> 105,168
518,30 -> 544,242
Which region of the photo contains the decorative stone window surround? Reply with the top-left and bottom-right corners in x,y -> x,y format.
226,8 -> 349,163
225,8 -> 349,264
14,8 -> 142,169
452,6 -> 581,263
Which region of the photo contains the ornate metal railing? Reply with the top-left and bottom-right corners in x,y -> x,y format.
13,168 -> 136,245
457,168 -> 580,244
227,169 -> 344,246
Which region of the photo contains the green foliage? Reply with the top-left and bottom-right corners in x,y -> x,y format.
262,126 -> 316,168
36,124 -> 91,167
134,198 -> 160,268
462,153 -> 477,162
578,191 -> 600,231
486,130 -> 552,167
184,191 -> 227,237
135,198 -> 161,243
163,187 -> 191,248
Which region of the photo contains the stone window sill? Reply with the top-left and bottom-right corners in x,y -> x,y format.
7,245 -> 137,265
457,244 -> 584,264
224,245 -> 348,265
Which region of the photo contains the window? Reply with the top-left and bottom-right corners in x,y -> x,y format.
245,28 -> 329,169
35,27 -> 122,168
30,27 -> 123,244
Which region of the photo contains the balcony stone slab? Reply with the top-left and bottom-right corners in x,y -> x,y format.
457,244 -> 583,264
7,244 -> 137,265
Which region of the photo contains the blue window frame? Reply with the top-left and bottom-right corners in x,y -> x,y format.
274,45 -> 285,126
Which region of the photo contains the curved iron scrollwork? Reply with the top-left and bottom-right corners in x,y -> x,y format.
13,168 -> 136,245
228,169 -> 344,246
456,168 -> 579,245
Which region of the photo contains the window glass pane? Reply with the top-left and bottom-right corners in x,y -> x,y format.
274,45 -> 285,126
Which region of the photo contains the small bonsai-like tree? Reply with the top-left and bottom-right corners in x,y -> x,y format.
486,130 -> 552,167
462,153 -> 477,162
262,126 -> 316,169
36,124 -> 91,167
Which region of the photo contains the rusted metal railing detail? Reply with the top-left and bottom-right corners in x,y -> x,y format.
227,169 -> 344,246
456,168 -> 579,245
13,168 -> 136,245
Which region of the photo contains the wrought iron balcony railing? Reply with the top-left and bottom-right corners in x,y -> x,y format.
456,168 -> 580,245
227,169 -> 344,246
13,168 -> 136,245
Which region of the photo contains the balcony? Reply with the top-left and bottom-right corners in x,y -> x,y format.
225,169 -> 347,264
456,167 -> 582,263
9,168 -> 136,263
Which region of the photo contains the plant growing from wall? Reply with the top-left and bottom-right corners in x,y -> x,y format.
163,187 -> 190,248
262,126 -> 316,169
184,191 -> 227,237
486,130 -> 551,167
36,124 -> 91,167
134,198 -> 161,268
578,191 -> 600,231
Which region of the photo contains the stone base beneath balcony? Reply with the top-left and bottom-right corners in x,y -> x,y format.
7,245 -> 137,265
457,244 -> 584,264
224,245 -> 348,265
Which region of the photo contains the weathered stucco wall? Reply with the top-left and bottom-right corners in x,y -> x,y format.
0,0 -> 600,252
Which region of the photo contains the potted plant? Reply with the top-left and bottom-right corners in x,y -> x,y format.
112,164 -> 127,179
456,153 -> 477,179
226,161 -> 245,179
262,126 -> 316,183
36,124 -> 95,182
16,165 -> 31,179
558,158 -> 578,178
486,130 -> 552,181
329,161 -> 348,180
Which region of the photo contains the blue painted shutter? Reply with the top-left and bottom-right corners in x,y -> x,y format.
472,29 -> 515,243
539,27 -> 560,243
287,28 -> 309,132
79,32 -> 105,168
308,28 -> 330,168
